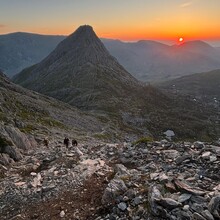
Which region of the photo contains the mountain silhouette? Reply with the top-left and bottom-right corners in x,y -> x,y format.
103,39 -> 220,82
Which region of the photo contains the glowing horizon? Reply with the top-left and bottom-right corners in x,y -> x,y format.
0,0 -> 220,43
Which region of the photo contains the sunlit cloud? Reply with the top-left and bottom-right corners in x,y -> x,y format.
180,1 -> 193,8
0,24 -> 6,28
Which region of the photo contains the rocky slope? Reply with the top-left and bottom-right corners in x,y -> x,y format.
103,39 -> 220,82
157,69 -> 220,109
1,139 -> 220,219
0,32 -> 65,77
0,70 -> 107,167
13,26 -> 220,140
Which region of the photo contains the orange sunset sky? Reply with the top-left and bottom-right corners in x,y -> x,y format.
0,0 -> 220,44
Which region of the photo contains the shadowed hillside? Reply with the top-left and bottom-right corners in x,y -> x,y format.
157,69 -> 220,109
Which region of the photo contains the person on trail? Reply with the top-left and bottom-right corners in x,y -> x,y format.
72,139 -> 78,146
43,138 -> 49,147
64,137 -> 69,148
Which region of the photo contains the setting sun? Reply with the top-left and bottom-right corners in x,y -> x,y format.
179,37 -> 184,42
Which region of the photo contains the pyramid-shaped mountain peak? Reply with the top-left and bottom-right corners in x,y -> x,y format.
13,25 -> 140,103
62,24 -> 98,45
72,25 -> 94,36
34,24 -> 128,70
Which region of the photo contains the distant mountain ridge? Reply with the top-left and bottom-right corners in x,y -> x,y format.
13,25 -> 220,140
0,32 -> 65,77
102,39 -> 220,82
1,31 -> 220,82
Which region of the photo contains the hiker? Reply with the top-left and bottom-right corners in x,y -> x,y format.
64,137 -> 69,148
72,139 -> 78,146
43,138 -> 49,147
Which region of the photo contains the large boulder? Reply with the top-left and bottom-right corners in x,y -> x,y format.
0,123 -> 37,163
0,153 -> 12,165
208,195 -> 220,219
4,145 -> 22,161
102,178 -> 128,206
4,125 -> 37,150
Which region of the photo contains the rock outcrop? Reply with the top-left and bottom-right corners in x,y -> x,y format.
0,139 -> 219,219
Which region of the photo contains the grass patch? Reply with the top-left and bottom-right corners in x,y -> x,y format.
36,117 -> 66,129
19,124 -> 36,133
93,133 -> 112,140
132,136 -> 154,145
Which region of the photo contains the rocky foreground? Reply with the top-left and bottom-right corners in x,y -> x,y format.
0,140 -> 220,220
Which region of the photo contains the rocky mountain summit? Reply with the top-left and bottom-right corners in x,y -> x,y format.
0,139 -> 219,219
13,26 -> 220,140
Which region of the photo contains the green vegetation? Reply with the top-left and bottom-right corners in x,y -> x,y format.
14,100 -> 66,130
37,117 -> 66,129
14,101 -> 38,120
133,136 -> 154,145
19,124 -> 36,133
13,64 -> 38,85
93,133 -> 112,140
